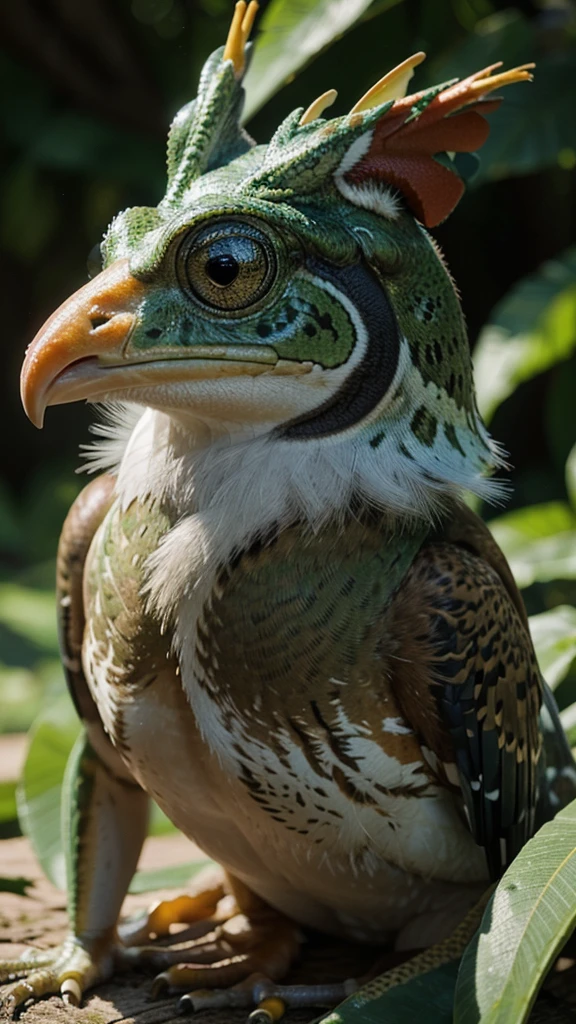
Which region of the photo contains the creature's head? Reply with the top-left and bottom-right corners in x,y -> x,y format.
21,1 -> 532,520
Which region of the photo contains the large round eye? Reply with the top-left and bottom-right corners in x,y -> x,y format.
178,220 -> 277,312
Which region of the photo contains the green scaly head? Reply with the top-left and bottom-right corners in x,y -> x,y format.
21,1 -> 533,522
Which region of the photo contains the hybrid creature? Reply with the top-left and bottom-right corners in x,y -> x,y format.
2,3 -> 574,1021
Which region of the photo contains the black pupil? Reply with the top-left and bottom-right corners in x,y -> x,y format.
205,254 -> 239,287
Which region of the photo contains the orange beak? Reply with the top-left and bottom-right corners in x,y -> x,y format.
21,258 -> 311,429
21,259 -> 146,428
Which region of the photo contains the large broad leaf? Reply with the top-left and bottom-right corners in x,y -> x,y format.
315,960 -> 458,1024
473,247 -> 576,423
128,859 -> 213,895
488,502 -> 576,589
454,798 -> 576,1024
17,691 -> 80,889
528,606 -> 576,690
243,0 -> 380,120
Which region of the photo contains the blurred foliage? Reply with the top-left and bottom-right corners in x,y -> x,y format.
0,0 -> 575,1019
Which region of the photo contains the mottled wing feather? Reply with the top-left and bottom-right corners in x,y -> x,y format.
389,540 -> 542,879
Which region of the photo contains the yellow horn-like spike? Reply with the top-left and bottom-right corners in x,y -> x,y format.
466,62 -> 535,96
223,0 -> 259,78
299,89 -> 338,126
349,51 -> 427,114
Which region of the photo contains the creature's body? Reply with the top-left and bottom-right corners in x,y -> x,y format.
2,4 -> 575,1021
84,482 -> 488,946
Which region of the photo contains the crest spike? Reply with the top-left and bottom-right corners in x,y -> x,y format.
299,89 -> 338,127
223,0 -> 259,78
349,52 -> 426,115
342,60 -> 535,226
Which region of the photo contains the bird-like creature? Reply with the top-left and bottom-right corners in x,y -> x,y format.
3,3 -> 575,1021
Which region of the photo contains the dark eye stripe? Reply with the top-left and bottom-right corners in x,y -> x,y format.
279,258 -> 400,440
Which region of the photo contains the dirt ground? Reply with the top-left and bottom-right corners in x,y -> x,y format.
1,735 -> 576,1024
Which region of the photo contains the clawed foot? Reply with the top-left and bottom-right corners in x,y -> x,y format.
120,896 -> 311,1020
178,974 -> 358,1021
0,876 -> 354,1021
0,935 -> 112,1014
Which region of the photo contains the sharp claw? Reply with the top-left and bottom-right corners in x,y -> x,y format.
179,993 -> 195,1014
61,977 -> 82,1006
150,972 -> 170,999
248,996 -> 287,1022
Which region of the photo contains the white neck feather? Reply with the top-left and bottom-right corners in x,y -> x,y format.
81,381 -> 498,631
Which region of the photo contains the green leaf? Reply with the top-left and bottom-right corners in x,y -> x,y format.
149,799 -> 179,837
129,858 -> 213,894
16,691 -> 80,889
0,780 -> 18,824
243,0 -> 379,121
488,503 -> 576,589
0,584 -> 59,653
454,798 -> 576,1024
0,663 -> 46,733
528,606 -> 576,691
316,960 -> 458,1024
474,247 -> 576,422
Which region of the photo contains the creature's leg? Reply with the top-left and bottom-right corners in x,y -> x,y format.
147,889 -> 491,1023
0,733 -> 149,1014
118,865 -> 228,946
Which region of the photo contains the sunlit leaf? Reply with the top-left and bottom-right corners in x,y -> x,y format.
488,503 -> 576,589
454,799 -> 576,1024
528,606 -> 576,691
149,800 -> 179,837
0,664 -> 45,733
244,0 -> 379,120
16,691 -> 80,889
129,858 -> 213,894
474,247 -> 576,422
0,781 -> 17,824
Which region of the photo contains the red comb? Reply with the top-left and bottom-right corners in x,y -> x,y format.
345,63 -> 534,227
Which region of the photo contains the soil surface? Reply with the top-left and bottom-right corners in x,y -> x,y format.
1,736 -> 575,1024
